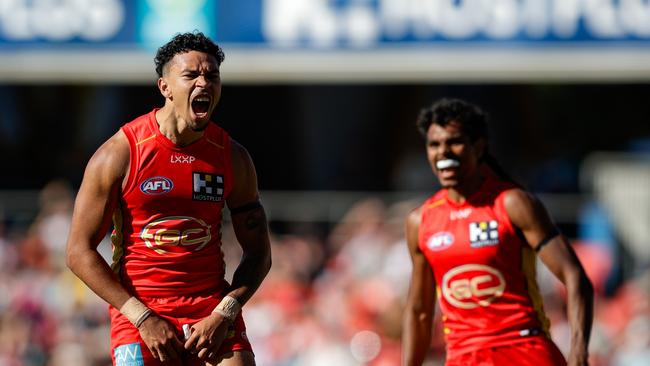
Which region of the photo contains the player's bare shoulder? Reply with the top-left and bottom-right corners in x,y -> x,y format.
502,187 -> 547,229
230,137 -> 251,164
228,138 -> 259,206
405,205 -> 424,252
406,205 -> 424,230
229,138 -> 256,181
84,130 -> 131,186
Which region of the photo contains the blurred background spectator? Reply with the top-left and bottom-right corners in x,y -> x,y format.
1,175 -> 649,365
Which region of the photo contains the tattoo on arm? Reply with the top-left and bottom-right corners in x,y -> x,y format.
229,205 -> 272,304
243,208 -> 268,232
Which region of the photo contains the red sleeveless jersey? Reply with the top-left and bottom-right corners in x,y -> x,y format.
111,109 -> 233,297
418,176 -> 551,354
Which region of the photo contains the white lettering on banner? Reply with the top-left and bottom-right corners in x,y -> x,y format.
620,0 -> 650,37
583,0 -> 624,38
0,0 -> 124,41
262,0 -> 650,47
262,0 -> 338,47
521,0 -> 548,38
344,4 -> 380,47
552,0 -> 582,38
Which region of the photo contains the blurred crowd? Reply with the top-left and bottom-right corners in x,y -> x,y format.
0,180 -> 649,366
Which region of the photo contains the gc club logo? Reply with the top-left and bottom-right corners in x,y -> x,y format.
426,232 -> 454,251
140,216 -> 211,254
442,264 -> 506,309
140,176 -> 173,195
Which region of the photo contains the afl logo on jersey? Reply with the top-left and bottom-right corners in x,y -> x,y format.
426,232 -> 454,251
141,216 -> 211,254
140,176 -> 173,195
442,264 -> 506,309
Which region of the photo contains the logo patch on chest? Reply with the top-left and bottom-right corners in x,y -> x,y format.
170,153 -> 195,164
140,176 -> 173,195
192,172 -> 224,202
468,220 -> 499,248
442,264 -> 506,309
450,208 -> 472,220
141,216 -> 212,254
426,232 -> 454,251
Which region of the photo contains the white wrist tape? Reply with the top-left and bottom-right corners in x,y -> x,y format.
212,295 -> 241,321
120,297 -> 152,328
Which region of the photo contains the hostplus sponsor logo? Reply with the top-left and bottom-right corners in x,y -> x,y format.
192,172 -> 224,202
469,220 -> 499,248
140,176 -> 173,195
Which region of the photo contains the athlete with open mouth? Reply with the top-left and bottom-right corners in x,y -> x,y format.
403,98 -> 593,366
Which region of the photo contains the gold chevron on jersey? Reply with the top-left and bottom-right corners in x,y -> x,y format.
426,198 -> 446,209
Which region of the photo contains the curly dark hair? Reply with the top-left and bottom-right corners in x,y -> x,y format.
154,31 -> 225,77
416,98 -> 488,141
417,98 -> 523,187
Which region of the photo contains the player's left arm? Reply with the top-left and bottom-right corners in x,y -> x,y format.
185,139 -> 272,360
504,189 -> 593,366
224,139 -> 272,306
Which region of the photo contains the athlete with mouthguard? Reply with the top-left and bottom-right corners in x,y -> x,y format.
402,98 -> 593,366
66,31 -> 271,366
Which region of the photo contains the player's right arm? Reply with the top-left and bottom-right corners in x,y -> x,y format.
65,131 -> 183,362
402,207 -> 436,366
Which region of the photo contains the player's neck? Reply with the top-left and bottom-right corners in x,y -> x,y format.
447,172 -> 485,204
155,107 -> 204,147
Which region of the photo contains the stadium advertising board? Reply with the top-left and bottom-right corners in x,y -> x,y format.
1,0 -> 649,81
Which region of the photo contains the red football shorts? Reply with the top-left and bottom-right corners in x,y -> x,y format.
445,337 -> 567,366
109,292 -> 252,366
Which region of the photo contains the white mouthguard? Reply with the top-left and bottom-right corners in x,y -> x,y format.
436,159 -> 460,170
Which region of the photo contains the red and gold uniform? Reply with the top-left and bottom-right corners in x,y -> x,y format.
418,176 -> 566,365
109,110 -> 251,365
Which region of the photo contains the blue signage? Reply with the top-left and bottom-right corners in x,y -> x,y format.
136,0 -> 217,50
249,0 -> 650,47
0,0 -> 218,49
0,0 -> 649,49
0,0 -> 135,47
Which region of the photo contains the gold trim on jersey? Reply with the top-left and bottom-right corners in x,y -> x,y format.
111,203 -> 125,275
440,305 -> 451,335
522,246 -> 551,337
206,138 -> 224,149
427,199 -> 446,209
136,134 -> 156,146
